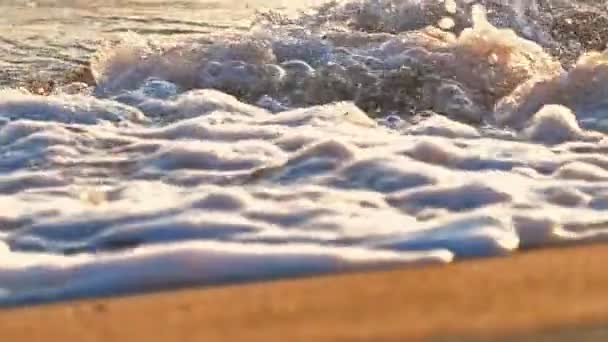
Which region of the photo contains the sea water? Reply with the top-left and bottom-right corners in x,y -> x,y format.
1,0 -> 608,305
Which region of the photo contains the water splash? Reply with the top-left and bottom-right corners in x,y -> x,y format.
2,0 -> 608,306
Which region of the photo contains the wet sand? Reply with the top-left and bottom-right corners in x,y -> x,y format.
1,244 -> 608,341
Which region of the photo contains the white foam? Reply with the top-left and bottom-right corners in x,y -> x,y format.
0,241 -> 451,305
0,90 -> 147,125
523,105 -> 584,144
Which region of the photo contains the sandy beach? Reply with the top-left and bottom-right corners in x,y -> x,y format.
2,244 -> 608,342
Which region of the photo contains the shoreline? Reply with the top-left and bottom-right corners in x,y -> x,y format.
2,244 -> 608,341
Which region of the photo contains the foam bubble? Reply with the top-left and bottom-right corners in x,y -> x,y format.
554,162 -> 608,181
523,105 -> 583,144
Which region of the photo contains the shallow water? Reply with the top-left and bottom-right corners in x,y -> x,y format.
0,0 -> 323,87
1,0 -> 608,306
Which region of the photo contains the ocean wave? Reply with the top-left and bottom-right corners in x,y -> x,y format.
2,0 -> 608,305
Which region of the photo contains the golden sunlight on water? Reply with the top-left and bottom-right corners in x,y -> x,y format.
0,0 -> 325,86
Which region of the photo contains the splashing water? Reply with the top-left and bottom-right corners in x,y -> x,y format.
1,0 -> 608,306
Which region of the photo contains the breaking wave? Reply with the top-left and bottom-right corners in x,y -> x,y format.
2,0 -> 608,305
